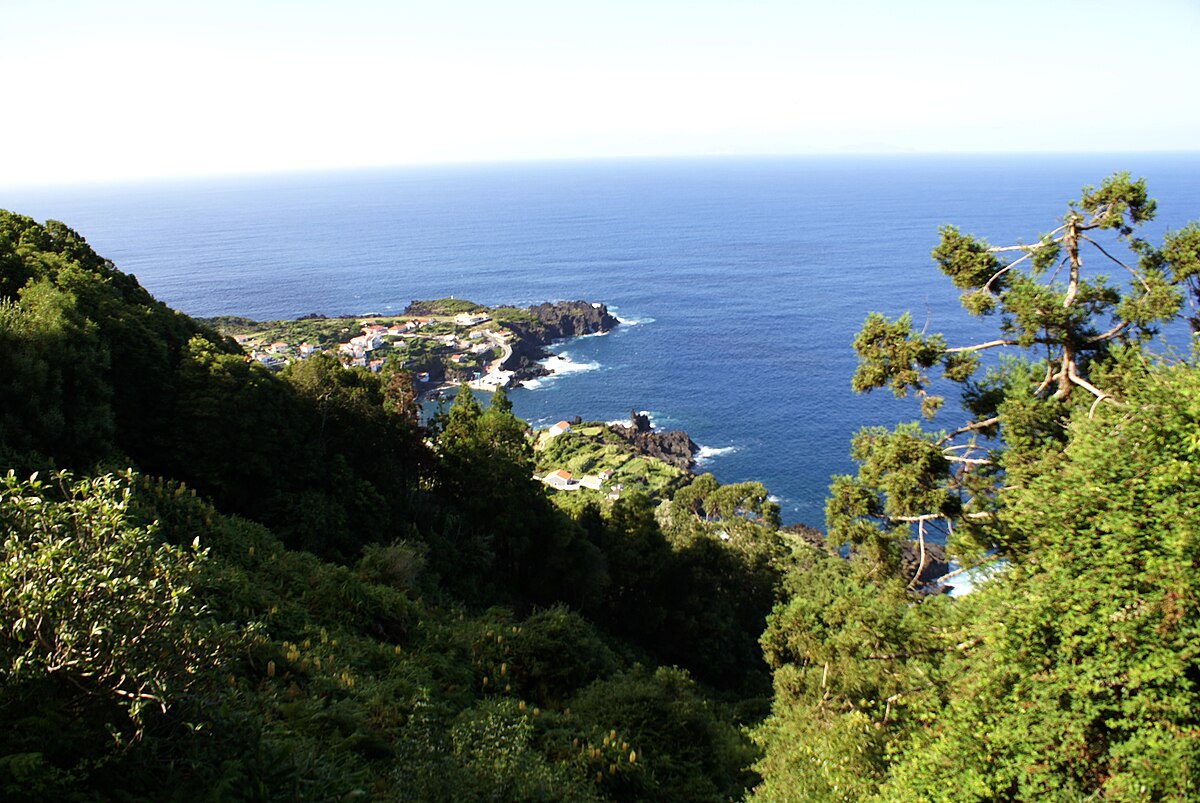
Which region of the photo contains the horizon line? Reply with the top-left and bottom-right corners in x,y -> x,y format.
5,149 -> 1200,192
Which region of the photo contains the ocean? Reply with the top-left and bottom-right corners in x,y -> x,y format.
4,154 -> 1199,526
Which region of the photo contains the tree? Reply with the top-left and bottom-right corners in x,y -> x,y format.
832,173 -> 1200,576
876,358 -> 1200,801
0,471 -> 228,736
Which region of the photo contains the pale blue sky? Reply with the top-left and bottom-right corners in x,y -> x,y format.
3,0 -> 1198,185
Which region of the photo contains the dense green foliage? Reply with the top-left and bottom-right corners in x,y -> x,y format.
0,211 -> 786,799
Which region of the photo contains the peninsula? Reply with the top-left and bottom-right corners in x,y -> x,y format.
202,297 -> 619,395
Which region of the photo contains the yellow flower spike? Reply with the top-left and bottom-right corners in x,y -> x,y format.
609,729 -> 616,741
266,661 -> 275,678
518,701 -> 526,712
609,764 -> 616,776
629,750 -> 636,763
500,662 -> 507,675
248,546 -> 255,556
313,657 -> 321,670
394,645 -> 402,654
482,676 -> 489,686
504,683 -> 511,692
532,707 -> 540,717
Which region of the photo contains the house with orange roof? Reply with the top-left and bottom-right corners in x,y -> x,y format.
542,469 -> 575,490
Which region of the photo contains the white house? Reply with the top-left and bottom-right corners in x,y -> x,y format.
579,475 -> 603,490
542,469 -> 575,490
455,312 -> 491,326
547,421 -> 572,438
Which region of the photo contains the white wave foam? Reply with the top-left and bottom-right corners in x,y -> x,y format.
615,314 -> 655,326
542,353 -> 601,375
695,444 -> 738,464
608,306 -> 655,327
521,352 -> 601,391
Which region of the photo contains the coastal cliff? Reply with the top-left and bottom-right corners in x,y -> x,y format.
502,300 -> 620,380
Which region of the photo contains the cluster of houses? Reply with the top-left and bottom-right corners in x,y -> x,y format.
540,467 -> 617,495
240,313 -> 505,380
537,421 -> 621,498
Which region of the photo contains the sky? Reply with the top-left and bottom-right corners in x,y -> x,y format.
2,0 -> 1199,185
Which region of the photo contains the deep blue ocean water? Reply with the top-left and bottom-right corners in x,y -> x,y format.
5,154 -> 1199,526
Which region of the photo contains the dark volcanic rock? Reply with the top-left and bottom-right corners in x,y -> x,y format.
607,410 -> 699,471
526,300 -> 619,339
781,523 -> 827,551
502,300 -> 620,380
901,541 -> 950,588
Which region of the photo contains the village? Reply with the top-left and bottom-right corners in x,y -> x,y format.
225,309 -> 519,393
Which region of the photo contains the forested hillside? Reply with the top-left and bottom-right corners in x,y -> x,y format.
0,211 -> 789,800
2,173 -> 1200,802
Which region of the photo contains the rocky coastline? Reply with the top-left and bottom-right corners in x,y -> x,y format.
607,410 -> 700,471
500,300 -> 620,383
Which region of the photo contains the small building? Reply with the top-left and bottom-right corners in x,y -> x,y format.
368,359 -> 384,373
542,469 -> 575,490
597,469 -> 614,481
455,312 -> 491,327
417,372 -> 431,383
269,341 -> 289,354
579,475 -> 603,490
547,421 -> 572,438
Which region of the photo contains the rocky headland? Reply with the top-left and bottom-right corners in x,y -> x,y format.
501,300 -> 620,382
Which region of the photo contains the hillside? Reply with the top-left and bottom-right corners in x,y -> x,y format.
4,173 -> 1200,802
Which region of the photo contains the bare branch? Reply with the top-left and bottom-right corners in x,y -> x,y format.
937,416 -> 1001,445
1065,364 -> 1113,402
945,456 -> 991,465
1086,320 -> 1129,344
944,339 -> 1019,354
987,236 -> 1060,253
1079,235 -> 1151,292
1033,363 -> 1056,396
906,520 -> 928,591
981,257 -> 1024,294
894,511 -> 992,524
928,553 -> 1003,589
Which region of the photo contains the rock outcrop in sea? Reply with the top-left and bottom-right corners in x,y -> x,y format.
607,410 -> 699,471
